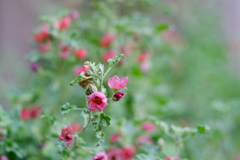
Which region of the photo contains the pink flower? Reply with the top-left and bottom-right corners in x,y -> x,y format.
30,105 -> 42,119
92,152 -> 108,160
0,156 -> 8,160
88,92 -> 108,111
71,123 -> 82,132
100,33 -> 115,48
164,157 -> 174,160
108,75 -> 128,90
34,24 -> 49,43
76,65 -> 90,76
58,126 -> 73,146
20,105 -> 41,120
102,50 -> 116,62
137,51 -> 149,63
140,62 -> 150,72
113,91 -> 125,101
60,45 -> 71,58
30,63 -> 39,72
68,10 -> 79,19
106,147 -> 121,160
141,121 -> 156,133
74,48 -> 87,59
136,136 -> 153,146
120,146 -> 136,160
38,41 -> 51,53
57,16 -> 71,30
109,133 -> 121,143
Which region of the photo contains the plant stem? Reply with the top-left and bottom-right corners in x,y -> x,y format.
78,111 -> 92,136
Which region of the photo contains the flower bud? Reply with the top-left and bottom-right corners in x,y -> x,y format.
113,91 -> 125,101
30,63 -> 39,72
85,84 -> 97,96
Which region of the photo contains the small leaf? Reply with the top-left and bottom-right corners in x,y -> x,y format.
108,54 -> 126,68
99,113 -> 111,127
60,102 -> 73,115
197,125 -> 210,134
155,24 -> 170,32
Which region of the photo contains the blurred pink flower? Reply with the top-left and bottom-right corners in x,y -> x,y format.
76,65 -> 90,76
92,152 -> 108,160
120,146 -> 136,160
88,92 -> 108,111
71,123 -> 82,132
109,133 -> 121,143
141,121 -> 156,133
102,50 -> 116,62
136,136 -> 153,146
30,63 -> 39,72
140,62 -> 150,72
60,45 -> 71,58
113,91 -> 125,101
100,33 -> 115,48
57,16 -> 71,30
68,10 -> 79,19
164,157 -> 174,160
137,51 -> 149,63
108,75 -> 128,90
0,156 -> 8,160
34,24 -> 49,43
106,147 -> 121,160
58,126 -> 73,146
20,105 -> 41,120
74,48 -> 87,59
38,42 -> 51,53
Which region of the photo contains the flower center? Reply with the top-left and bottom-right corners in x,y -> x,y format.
92,97 -> 102,105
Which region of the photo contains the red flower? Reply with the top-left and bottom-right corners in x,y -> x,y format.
58,126 -> 73,146
76,65 -> 90,76
74,48 -> 87,59
120,146 -> 136,160
34,24 -> 49,43
20,105 -> 41,120
108,75 -> 128,90
100,33 -> 115,48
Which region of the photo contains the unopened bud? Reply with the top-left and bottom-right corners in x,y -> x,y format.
113,91 -> 125,101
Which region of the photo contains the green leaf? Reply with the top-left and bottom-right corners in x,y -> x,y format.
155,24 -> 170,32
197,125 -> 210,134
60,102 -> 74,115
26,51 -> 42,62
96,131 -> 105,146
99,113 -> 111,127
70,72 -> 92,86
107,54 -> 126,68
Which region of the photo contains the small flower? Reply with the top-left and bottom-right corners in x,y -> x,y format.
57,16 -> 71,30
137,51 -> 149,63
102,50 -> 116,62
120,146 -> 136,160
38,41 -> 51,53
100,33 -> 115,48
141,121 -> 156,133
164,157 -> 174,160
106,147 -> 121,160
92,152 -> 108,160
109,133 -> 121,143
71,123 -> 82,132
30,105 -> 42,119
34,24 -> 49,43
136,136 -> 153,147
0,156 -> 8,160
30,63 -> 39,72
76,65 -> 90,76
58,126 -> 73,146
108,75 -> 128,90
74,48 -> 87,59
140,62 -> 150,72
60,45 -> 71,58
68,10 -> 79,19
88,92 -> 108,111
113,91 -> 125,101
20,108 -> 31,120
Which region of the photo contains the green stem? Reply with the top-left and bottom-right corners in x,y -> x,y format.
78,111 -> 92,136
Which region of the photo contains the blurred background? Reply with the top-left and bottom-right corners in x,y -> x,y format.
1,0 -> 240,159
